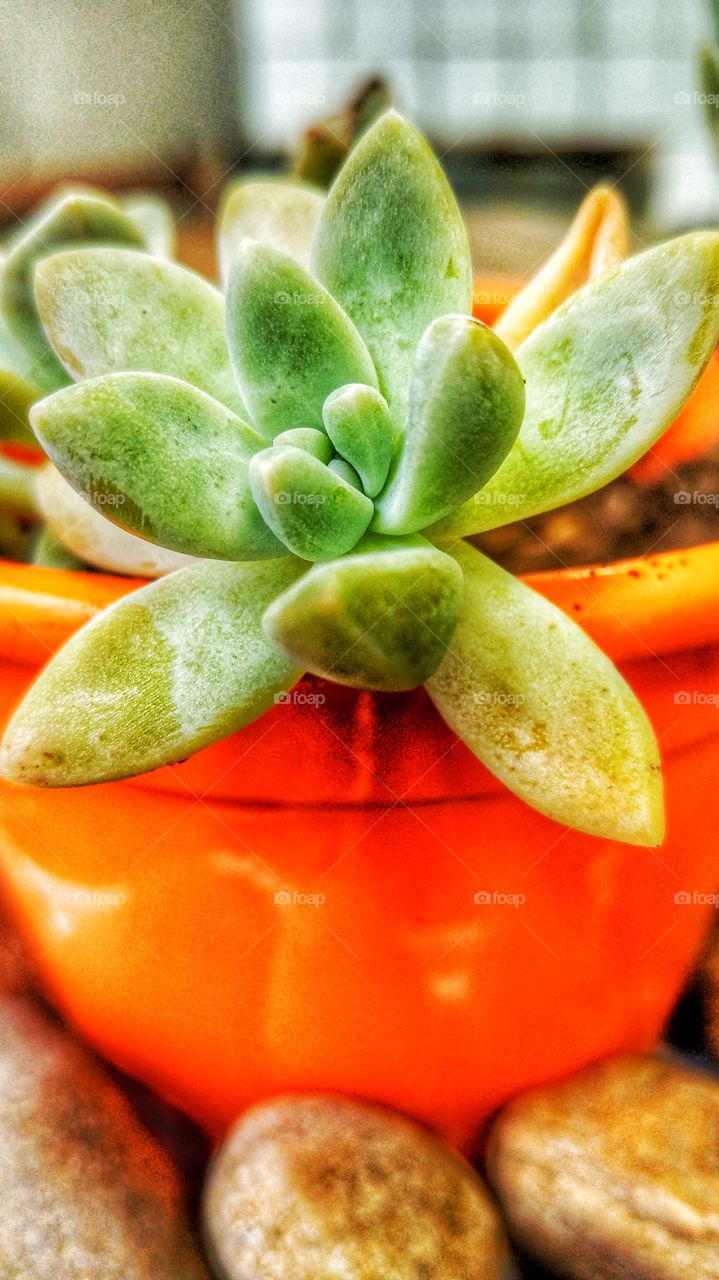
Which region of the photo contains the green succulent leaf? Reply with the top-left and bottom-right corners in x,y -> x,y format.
0,455 -> 40,521
322,383 -> 394,497
327,457 -> 362,488
31,372 -> 284,562
264,532 -> 464,691
218,178 -> 324,284
37,464 -> 198,578
0,194 -> 144,386
373,316 -> 525,535
249,443 -> 373,560
274,427 -> 333,463
226,240 -> 378,440
121,193 -> 176,258
426,542 -> 664,846
34,247 -> 246,416
0,314 -> 45,443
435,232 -> 719,537
29,525 -> 86,570
311,110 -> 473,424
0,557 -> 305,787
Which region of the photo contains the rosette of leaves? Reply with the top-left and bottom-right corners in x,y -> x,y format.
2,112 -> 719,849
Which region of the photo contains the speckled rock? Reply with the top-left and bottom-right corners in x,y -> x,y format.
203,1095 -> 511,1280
0,995 -> 209,1278
487,1053 -> 719,1280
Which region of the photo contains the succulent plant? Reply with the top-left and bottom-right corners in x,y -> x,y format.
1,111 -> 718,850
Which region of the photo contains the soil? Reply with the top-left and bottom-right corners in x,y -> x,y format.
474,443 -> 719,573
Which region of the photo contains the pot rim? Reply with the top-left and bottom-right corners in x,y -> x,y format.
0,538 -> 716,672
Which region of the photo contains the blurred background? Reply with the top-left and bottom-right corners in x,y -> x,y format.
0,0 -> 718,268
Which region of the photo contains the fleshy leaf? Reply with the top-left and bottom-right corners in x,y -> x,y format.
34,248 -> 246,416
0,558 -> 305,787
495,184 -> 628,351
0,194 -> 144,382
373,315 -> 525,535
121,193 -> 176,258
425,542 -> 664,846
36,464 -> 198,578
322,383 -> 394,497
31,372 -> 284,561
434,232 -> 719,537
327,457 -> 362,488
226,240 -> 377,440
249,444 -> 373,560
263,532 -> 464,691
311,111 -> 473,424
274,427 -> 333,463
30,526 -> 85,570
0,329 -> 41,446
218,178 -> 324,283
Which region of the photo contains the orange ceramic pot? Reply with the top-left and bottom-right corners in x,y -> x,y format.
0,544 -> 718,1145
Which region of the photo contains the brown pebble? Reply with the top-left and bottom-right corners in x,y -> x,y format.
203,1094 -> 511,1280
487,1053 -> 719,1280
0,892 -> 33,994
0,995 -> 209,1278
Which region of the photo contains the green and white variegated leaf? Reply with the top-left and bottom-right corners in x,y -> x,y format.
311,111 -> 473,425
322,383 -> 394,497
249,443 -> 373,560
372,315 -> 525,535
0,557 -> 306,786
0,314 -> 47,443
218,178 -> 324,284
425,542 -> 664,846
264,532 -> 464,691
31,372 -> 283,562
0,194 -> 144,385
433,232 -> 719,537
121,193 -> 176,258
226,240 -> 378,440
36,464 -> 198,578
34,248 -> 246,416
